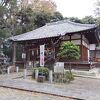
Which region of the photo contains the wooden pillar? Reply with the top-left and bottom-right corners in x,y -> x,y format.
51,45 -> 56,59
13,42 -> 16,67
69,34 -> 71,42
94,49 -> 96,61
80,34 -> 83,61
51,40 -> 56,59
27,49 -> 30,61
87,48 -> 90,62
24,44 -> 27,69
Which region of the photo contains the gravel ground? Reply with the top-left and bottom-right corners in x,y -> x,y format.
0,87 -> 74,100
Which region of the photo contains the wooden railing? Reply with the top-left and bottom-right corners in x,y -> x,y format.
64,61 -> 97,71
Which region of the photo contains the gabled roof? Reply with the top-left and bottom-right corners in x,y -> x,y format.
9,20 -> 97,42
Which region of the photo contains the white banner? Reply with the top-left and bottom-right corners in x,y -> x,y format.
40,45 -> 45,67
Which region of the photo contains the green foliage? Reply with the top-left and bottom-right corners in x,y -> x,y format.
0,0 -> 64,59
33,11 -> 50,28
3,44 -> 12,59
58,42 -> 80,61
33,67 -> 49,80
33,11 -> 64,28
16,8 -> 35,34
50,11 -> 64,22
96,17 -> 100,24
0,4 -> 6,18
63,71 -> 74,83
68,17 -> 82,23
54,71 -> 74,83
94,0 -> 100,17
16,45 -> 23,61
95,17 -> 100,36
38,67 -> 49,75
20,0 -> 56,15
82,16 -> 96,24
0,4 -> 10,38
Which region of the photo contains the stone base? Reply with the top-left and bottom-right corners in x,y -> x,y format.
37,76 -> 45,82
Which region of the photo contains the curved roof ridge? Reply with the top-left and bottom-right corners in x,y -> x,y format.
46,20 -> 68,26
66,20 -> 96,27
46,20 -> 96,28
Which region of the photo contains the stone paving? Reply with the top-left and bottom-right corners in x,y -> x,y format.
0,76 -> 100,100
1,72 -> 100,100
0,87 -> 73,100
0,71 -> 32,80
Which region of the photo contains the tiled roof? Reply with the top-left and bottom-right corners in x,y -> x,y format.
9,20 -> 97,42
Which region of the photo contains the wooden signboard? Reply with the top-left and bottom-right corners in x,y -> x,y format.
54,62 -> 64,73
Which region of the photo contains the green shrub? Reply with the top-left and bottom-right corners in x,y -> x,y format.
63,71 -> 74,83
32,67 -> 49,80
38,67 -> 49,75
53,71 -> 74,83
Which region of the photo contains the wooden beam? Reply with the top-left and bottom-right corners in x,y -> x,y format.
27,49 -> 30,61
94,48 -> 96,62
81,33 -> 83,61
69,34 -> 71,42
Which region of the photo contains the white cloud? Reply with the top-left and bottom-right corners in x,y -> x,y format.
54,0 -> 97,18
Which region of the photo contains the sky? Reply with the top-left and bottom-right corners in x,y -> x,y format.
53,0 -> 97,19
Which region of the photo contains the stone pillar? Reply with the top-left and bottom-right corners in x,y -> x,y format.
16,66 -> 19,73
23,69 -> 27,78
13,42 -> 16,67
7,67 -> 10,74
35,69 -> 38,80
49,70 -> 53,83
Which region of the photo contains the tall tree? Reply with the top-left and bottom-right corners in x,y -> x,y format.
50,11 -> 63,22
68,17 -> 82,23
94,0 -> 100,34
16,8 -> 35,35
20,0 -> 56,15
0,0 -> 19,36
33,11 -> 64,28
0,0 -> 57,57
33,11 -> 50,28
0,0 -> 19,58
82,16 -> 96,24
94,0 -> 100,17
